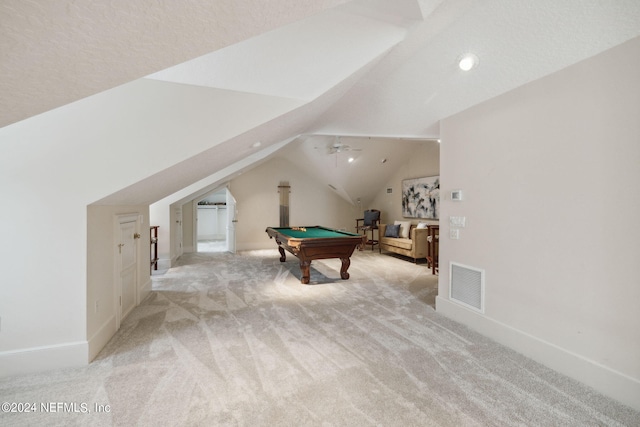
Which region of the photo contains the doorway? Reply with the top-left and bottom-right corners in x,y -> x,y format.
195,187 -> 236,253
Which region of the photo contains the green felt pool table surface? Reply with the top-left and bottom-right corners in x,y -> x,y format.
268,226 -> 361,239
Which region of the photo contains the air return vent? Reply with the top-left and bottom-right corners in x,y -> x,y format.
450,262 -> 484,312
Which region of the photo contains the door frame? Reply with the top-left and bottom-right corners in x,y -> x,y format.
174,207 -> 183,260
193,187 -> 235,253
226,189 -> 237,254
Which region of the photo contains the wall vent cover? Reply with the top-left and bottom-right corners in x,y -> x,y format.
450,262 -> 485,312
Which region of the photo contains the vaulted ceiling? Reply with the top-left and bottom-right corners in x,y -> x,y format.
2,0 -> 639,205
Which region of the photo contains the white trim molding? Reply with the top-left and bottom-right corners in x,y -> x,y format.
0,341 -> 88,377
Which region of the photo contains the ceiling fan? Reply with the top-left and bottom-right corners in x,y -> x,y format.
327,136 -> 362,155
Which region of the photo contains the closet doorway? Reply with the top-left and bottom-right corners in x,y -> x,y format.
195,188 -> 235,253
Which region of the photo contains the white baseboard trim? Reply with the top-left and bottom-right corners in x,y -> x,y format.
87,314 -> 117,362
435,296 -> 640,411
0,341 -> 88,378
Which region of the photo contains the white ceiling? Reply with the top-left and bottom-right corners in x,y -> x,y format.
0,0 -> 352,127
2,0 -> 639,206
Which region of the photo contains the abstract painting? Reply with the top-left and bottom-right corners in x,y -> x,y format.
402,176 -> 439,219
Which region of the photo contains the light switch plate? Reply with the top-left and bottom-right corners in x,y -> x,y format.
449,216 -> 466,227
450,229 -> 460,239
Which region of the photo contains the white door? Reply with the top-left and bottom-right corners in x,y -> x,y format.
226,189 -> 237,254
117,217 -> 138,326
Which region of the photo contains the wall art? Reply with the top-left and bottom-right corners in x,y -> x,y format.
402,176 -> 439,219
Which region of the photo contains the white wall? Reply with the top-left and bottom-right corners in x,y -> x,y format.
0,192 -> 88,375
197,206 -> 227,240
0,121 -> 90,375
0,80 -> 189,373
371,141 -> 440,225
229,156 -> 359,250
437,37 -> 640,410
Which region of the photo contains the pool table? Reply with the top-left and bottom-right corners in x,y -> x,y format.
265,226 -> 366,284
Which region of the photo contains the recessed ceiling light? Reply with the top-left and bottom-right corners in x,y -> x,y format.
458,53 -> 479,71
251,141 -> 262,148
348,157 -> 354,163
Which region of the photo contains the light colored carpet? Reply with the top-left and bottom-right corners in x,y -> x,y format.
1,249 -> 638,426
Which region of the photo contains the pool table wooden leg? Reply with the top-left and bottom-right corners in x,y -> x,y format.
300,260 -> 311,284
277,245 -> 286,262
340,257 -> 350,280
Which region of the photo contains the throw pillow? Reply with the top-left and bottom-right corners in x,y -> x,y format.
394,220 -> 411,238
416,222 -> 428,229
384,224 -> 400,238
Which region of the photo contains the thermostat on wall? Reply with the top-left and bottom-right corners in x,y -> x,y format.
451,190 -> 463,201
